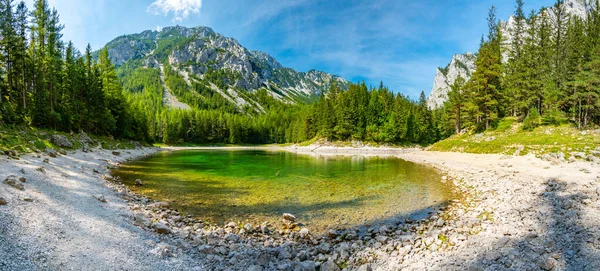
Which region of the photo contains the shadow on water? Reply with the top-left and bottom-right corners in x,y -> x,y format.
459,179 -> 600,271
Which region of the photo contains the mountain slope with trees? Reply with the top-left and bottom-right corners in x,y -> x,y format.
0,0 -> 444,147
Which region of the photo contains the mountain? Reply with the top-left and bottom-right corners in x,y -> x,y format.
427,53 -> 476,109
426,0 -> 595,109
103,26 -> 350,111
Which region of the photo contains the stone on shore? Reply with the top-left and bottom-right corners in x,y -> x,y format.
4,175 -> 24,190
321,259 -> 341,271
283,213 -> 296,222
51,134 -> 73,148
154,221 -> 171,234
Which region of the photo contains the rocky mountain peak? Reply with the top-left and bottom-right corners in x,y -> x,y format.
427,53 -> 476,109
103,25 -> 350,111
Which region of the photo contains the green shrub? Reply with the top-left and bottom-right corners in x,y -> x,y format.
542,109 -> 569,126
522,107 -> 541,131
495,117 -> 517,132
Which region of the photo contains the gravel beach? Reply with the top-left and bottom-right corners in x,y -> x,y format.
2,145 -> 600,270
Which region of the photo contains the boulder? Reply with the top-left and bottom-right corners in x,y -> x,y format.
283,213 -> 296,222
243,223 -> 253,232
78,131 -> 93,144
4,149 -> 17,157
320,259 -> 341,271
4,175 -> 24,191
47,149 -> 58,158
540,257 -> 556,270
50,135 -> 73,148
112,151 -> 121,156
260,222 -> 269,234
135,179 -> 143,186
155,242 -> 173,258
43,158 -> 49,163
299,227 -> 310,239
0,197 -> 7,205
224,233 -> 241,242
133,213 -> 151,227
291,261 -> 316,271
154,222 -> 171,234
18,177 -> 26,183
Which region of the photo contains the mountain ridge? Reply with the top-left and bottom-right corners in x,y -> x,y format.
103,25 -> 350,110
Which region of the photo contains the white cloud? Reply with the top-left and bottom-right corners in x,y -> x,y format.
148,0 -> 202,22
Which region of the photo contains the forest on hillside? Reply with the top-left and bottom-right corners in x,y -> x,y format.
443,0 -> 600,134
0,0 -> 599,146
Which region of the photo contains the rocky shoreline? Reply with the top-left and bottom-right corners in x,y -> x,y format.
3,145 -> 600,270
102,166 -> 471,271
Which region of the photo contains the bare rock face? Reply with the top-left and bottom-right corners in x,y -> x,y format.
427,53 -> 476,109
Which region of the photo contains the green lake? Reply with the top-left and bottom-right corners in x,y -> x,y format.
112,149 -> 455,233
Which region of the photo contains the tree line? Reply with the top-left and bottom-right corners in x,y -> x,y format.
0,0 -> 456,146
443,0 -> 600,134
286,83 -> 442,144
0,0 -> 148,140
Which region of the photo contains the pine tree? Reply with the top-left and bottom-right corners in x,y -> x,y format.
446,75 -> 466,134
14,1 -> 28,115
0,0 -> 18,106
466,6 -> 503,130
30,0 -> 50,126
552,0 -> 569,92
504,0 -> 527,116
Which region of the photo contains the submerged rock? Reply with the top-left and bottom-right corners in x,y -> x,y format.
95,195 -> 107,203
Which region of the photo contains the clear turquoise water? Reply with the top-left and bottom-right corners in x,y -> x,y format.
113,149 -> 454,232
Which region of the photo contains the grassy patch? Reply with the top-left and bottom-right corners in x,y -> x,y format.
430,119 -> 600,156
0,124 -> 145,155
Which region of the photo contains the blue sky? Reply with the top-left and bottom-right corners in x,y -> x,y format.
25,0 -> 551,98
